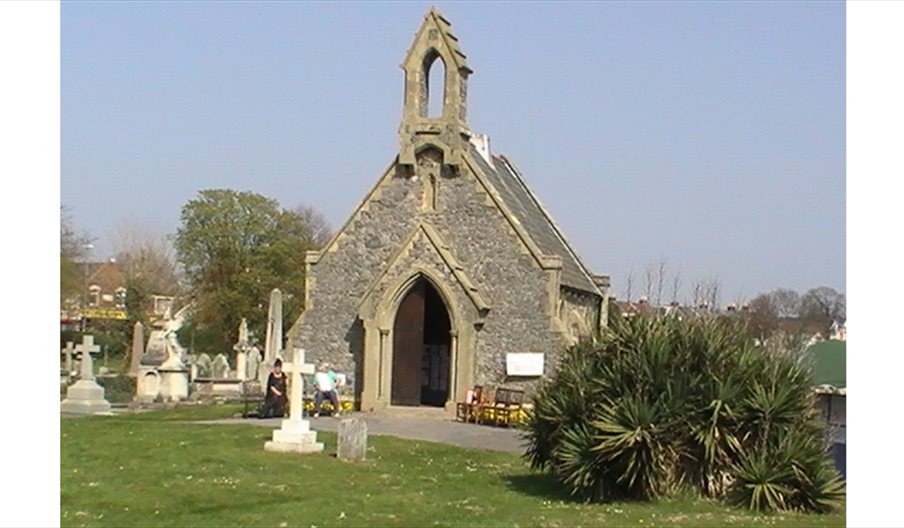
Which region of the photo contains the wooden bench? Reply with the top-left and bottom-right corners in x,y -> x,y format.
241,381 -> 266,418
475,387 -> 509,425
492,389 -> 525,427
455,385 -> 485,423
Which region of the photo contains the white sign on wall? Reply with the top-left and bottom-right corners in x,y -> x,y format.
506,353 -> 545,376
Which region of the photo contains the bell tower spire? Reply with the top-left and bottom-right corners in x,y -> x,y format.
398,7 -> 472,171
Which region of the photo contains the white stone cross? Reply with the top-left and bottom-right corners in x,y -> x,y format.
280,348 -> 315,421
75,335 -> 100,381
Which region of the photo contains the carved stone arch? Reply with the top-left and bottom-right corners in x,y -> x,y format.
377,266 -> 461,333
358,263 -> 477,413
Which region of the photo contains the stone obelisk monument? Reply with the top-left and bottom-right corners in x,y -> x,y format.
128,321 -> 144,376
261,288 -> 283,385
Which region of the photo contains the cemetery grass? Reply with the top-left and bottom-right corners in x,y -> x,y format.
61,406 -> 845,528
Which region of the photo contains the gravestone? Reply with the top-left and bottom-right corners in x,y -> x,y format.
234,318 -> 251,381
247,346 -> 261,381
61,336 -> 111,414
264,348 -> 323,454
61,341 -> 75,373
338,418 -> 368,461
195,353 -> 212,378
211,354 -> 230,379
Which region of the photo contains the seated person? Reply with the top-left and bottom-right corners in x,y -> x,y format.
312,362 -> 340,418
259,359 -> 288,418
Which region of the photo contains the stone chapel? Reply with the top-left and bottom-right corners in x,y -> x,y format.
288,7 -> 610,412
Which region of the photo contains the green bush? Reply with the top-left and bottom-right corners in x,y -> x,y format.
523,314 -> 843,513
96,375 -> 136,404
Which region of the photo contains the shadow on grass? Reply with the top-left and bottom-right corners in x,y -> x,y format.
503,472 -> 582,503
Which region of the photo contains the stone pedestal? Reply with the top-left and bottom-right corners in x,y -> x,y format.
264,418 -> 324,454
61,379 -> 112,414
158,356 -> 189,402
159,368 -> 189,402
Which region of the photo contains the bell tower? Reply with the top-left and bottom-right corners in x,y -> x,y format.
398,7 -> 473,172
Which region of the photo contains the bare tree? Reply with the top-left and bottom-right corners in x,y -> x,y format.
800,286 -> 846,335
111,222 -> 182,298
655,258 -> 667,306
704,276 -> 722,311
670,268 -> 682,305
771,288 -> 802,318
60,205 -> 94,304
291,204 -> 333,247
643,264 -> 655,303
624,267 -> 635,302
690,275 -> 722,311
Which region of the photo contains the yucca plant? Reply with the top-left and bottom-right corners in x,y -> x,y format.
523,312 -> 844,514
730,446 -> 796,511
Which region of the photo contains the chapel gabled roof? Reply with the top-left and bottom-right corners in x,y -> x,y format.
466,145 -> 602,297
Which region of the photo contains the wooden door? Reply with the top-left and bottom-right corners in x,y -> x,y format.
392,281 -> 425,405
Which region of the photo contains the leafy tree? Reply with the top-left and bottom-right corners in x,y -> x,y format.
174,190 -> 328,355
800,287 -> 845,336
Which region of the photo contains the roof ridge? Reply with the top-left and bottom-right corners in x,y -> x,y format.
495,155 -> 602,297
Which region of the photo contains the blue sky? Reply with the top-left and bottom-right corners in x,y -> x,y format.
61,1 -> 845,304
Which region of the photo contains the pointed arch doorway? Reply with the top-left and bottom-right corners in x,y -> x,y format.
391,278 -> 451,407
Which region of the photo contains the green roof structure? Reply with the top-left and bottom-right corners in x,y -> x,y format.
803,339 -> 846,390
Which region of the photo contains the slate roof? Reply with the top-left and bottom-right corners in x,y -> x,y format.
467,145 -> 602,296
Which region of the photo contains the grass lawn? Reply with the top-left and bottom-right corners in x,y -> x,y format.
61,405 -> 845,527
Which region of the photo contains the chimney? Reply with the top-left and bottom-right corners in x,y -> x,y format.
469,132 -> 492,165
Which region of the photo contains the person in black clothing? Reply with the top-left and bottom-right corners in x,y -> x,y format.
260,358 -> 288,418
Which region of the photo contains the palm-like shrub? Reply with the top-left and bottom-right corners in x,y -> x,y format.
523,313 -> 844,513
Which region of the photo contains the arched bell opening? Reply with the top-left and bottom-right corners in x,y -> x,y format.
423,49 -> 447,119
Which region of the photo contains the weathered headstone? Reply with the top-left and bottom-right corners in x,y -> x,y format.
129,321 -> 145,376
60,336 -> 111,414
264,348 -> 323,454
62,341 -> 75,373
211,354 -> 230,379
234,318 -> 251,381
338,418 -> 368,461
195,353 -> 212,378
247,345 -> 261,380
